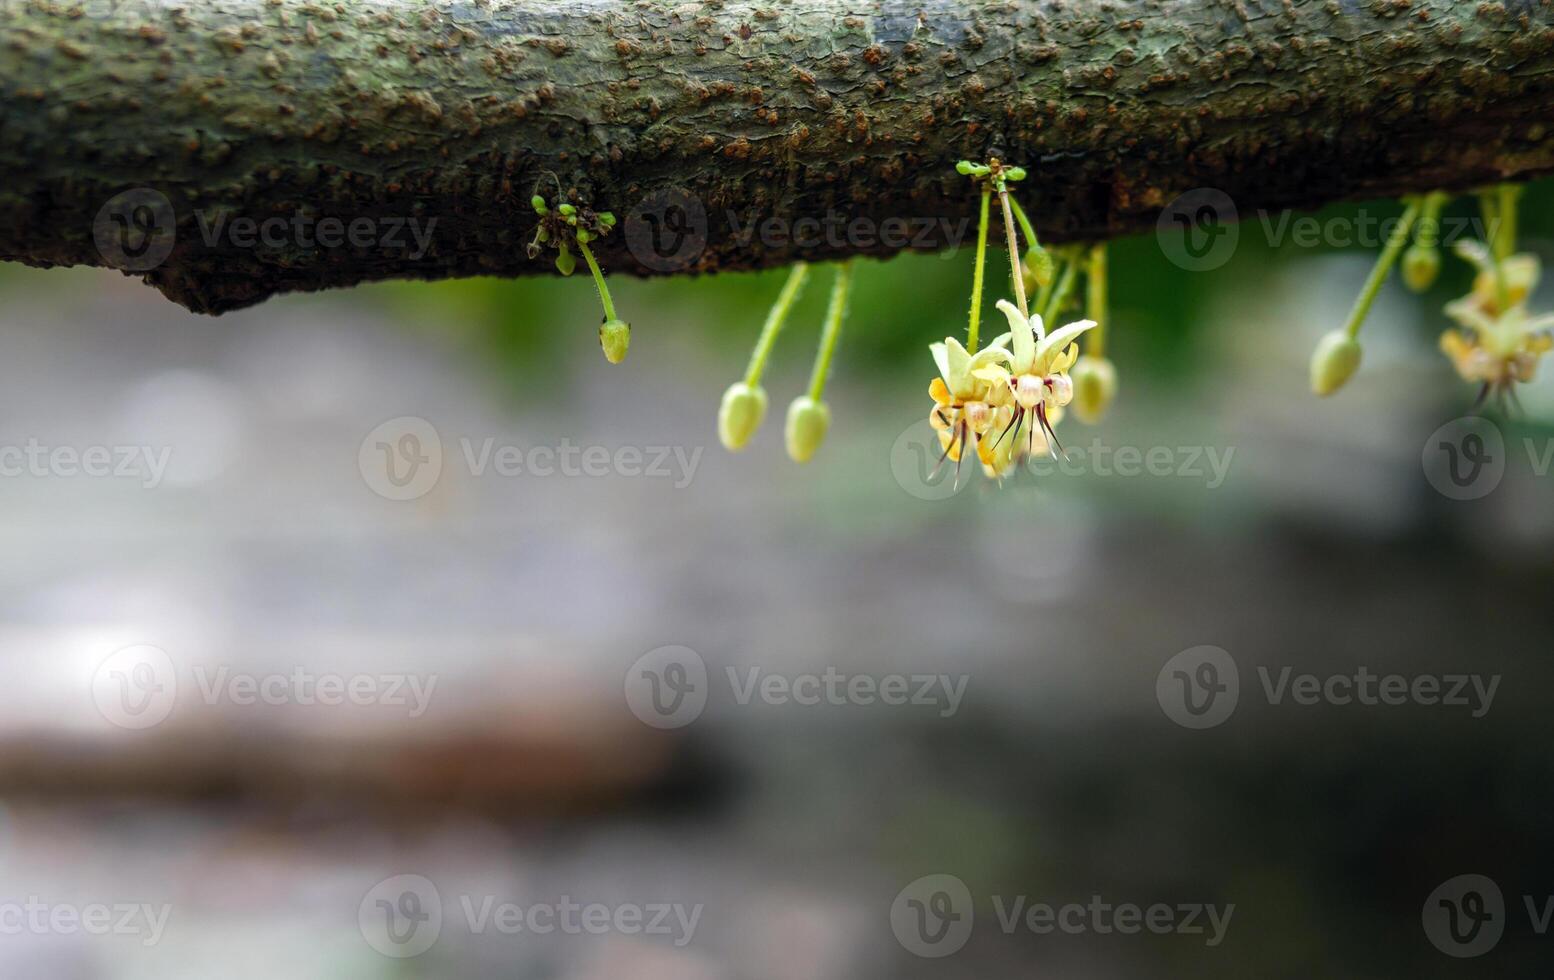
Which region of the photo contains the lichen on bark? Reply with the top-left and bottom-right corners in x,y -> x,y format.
2,0 -> 1553,313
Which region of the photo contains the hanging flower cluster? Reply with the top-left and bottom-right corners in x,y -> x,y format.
922,159 -> 1114,484
1310,183 -> 1550,410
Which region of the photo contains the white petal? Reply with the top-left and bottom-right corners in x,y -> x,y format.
930,342 -> 951,382
1452,239 -> 1491,272
1035,319 -> 1098,369
942,336 -> 972,385
967,344 -> 1012,374
996,299 -> 1035,370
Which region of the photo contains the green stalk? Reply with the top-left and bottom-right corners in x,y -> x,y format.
1010,196 -> 1040,252
577,240 -> 617,321
807,261 -> 854,401
744,262 -> 809,386
1033,253 -> 1063,318
996,181 -> 1028,318
1085,244 -> 1108,358
967,187 -> 990,352
1343,199 -> 1422,339
1415,191 -> 1448,249
1493,183 -> 1522,311
1042,252 -> 1079,327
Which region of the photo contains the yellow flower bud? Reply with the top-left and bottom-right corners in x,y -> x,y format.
784,396 -> 830,463
718,382 -> 767,451
1309,330 -> 1362,396
1401,244 -> 1440,293
1070,355 -> 1117,424
598,318 -> 630,364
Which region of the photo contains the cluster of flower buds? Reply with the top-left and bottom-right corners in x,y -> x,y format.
530,193 -> 629,363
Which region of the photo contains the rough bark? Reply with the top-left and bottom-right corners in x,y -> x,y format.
2,0 -> 1553,314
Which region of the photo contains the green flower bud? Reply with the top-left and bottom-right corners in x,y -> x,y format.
555,246 -> 576,276
1309,330 -> 1362,396
1024,246 -> 1054,289
597,211 -> 617,227
1401,243 -> 1440,292
718,382 -> 767,451
599,318 -> 630,364
531,195 -> 548,215
558,203 -> 576,216
784,396 -> 831,463
1070,355 -> 1117,424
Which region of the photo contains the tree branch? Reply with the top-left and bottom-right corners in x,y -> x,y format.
3,0 -> 1553,313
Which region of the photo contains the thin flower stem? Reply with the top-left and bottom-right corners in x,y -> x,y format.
808,261 -> 854,401
1415,191 -> 1448,249
1494,183 -> 1522,312
1010,197 -> 1040,252
996,181 -> 1028,318
1034,253 -> 1061,317
744,261 -> 809,386
967,187 -> 990,353
1494,184 -> 1520,262
1085,244 -> 1108,358
1042,252 -> 1079,327
1343,199 -> 1422,340
577,240 -> 617,322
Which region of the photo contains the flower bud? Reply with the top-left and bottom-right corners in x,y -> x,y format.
599,318 -> 630,364
784,396 -> 830,463
554,247 -> 576,276
1309,330 -> 1362,396
1070,355 -> 1117,423
718,382 -> 767,451
1401,244 -> 1440,292
1023,246 -> 1055,289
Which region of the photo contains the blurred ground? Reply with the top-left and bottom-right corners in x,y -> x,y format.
0,193 -> 1551,978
